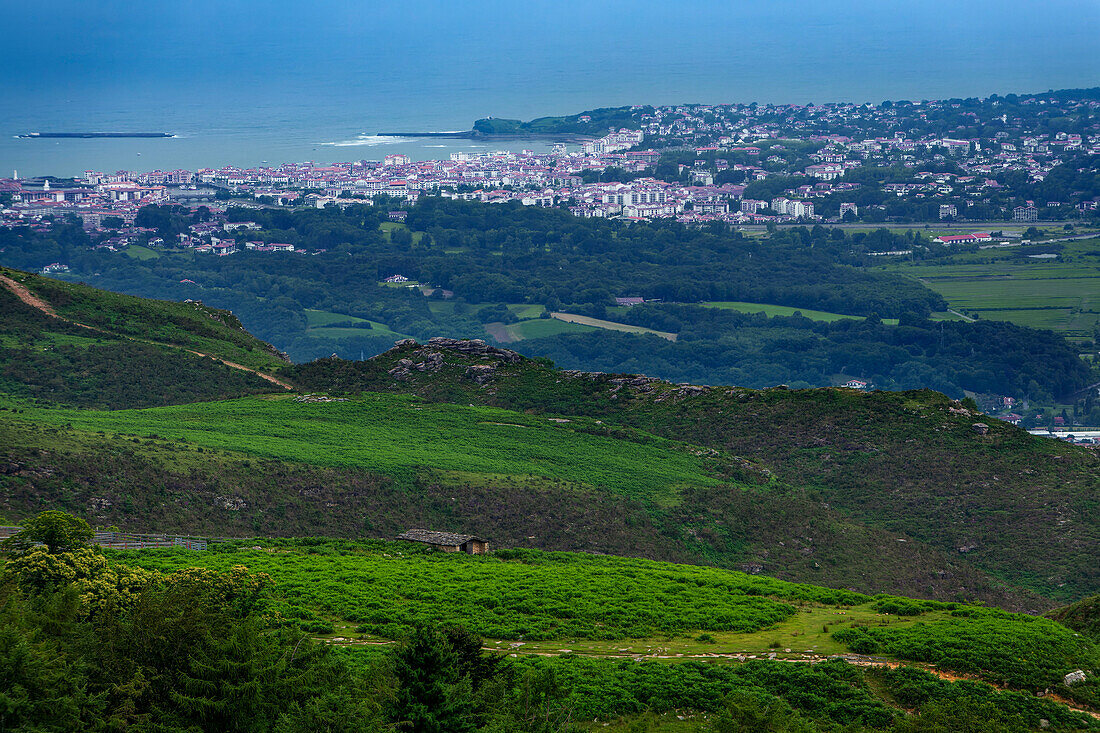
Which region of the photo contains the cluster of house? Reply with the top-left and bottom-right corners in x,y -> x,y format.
3,93 -> 1098,236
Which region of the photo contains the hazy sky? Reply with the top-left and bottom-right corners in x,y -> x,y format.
4,0 -> 1097,111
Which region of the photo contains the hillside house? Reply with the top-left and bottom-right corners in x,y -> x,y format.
397,529 -> 489,555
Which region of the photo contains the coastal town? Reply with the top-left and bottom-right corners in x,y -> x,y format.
2,90 -> 1098,244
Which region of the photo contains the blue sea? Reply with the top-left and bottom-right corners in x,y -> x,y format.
2,0 -> 1097,178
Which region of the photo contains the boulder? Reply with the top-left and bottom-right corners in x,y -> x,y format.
1064,670 -> 1087,686
971,423 -> 989,435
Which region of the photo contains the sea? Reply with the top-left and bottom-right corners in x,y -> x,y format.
2,0 -> 1098,178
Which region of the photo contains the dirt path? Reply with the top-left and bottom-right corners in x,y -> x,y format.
1,274 -> 60,317
325,634 -> 1099,720
1,273 -> 293,390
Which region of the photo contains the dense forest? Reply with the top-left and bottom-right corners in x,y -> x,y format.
0,199 -> 1092,399
517,306 -> 1090,400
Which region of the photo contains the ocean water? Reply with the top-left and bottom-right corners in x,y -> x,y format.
2,0 -> 1097,177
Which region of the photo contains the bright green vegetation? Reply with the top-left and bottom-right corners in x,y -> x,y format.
505,656 -> 1100,730
286,341 -> 1100,608
109,541 -> 1100,693
123,244 -> 159,260
101,539 -> 1100,729
13,393 -> 721,503
834,607 -> 1096,688
883,236 -> 1100,338
702,301 -> 899,325
9,525 -> 1097,733
109,543 -> 863,640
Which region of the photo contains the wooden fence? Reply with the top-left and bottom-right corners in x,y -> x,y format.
0,526 -> 213,551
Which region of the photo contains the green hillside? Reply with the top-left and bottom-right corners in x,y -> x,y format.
0,267 -> 288,407
1048,594 -> 1100,642
1,281 -> 1097,611
286,338 -> 1100,606
4,523 -> 1098,732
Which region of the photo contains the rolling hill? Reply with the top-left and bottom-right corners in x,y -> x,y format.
1,273 -> 1097,613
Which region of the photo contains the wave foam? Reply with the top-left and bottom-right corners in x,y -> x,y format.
320,135 -> 412,147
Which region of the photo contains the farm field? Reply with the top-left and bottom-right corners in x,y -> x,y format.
11,393 -> 722,503
303,308 -> 413,340
701,301 -> 900,325
123,244 -> 160,261
551,312 -> 678,341
882,236 -> 1100,337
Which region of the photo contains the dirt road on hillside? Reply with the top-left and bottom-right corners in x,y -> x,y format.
1,272 -> 293,390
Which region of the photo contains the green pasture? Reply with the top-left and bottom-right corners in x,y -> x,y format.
883,237 -> 1100,335
16,394 -> 721,503
304,309 -> 413,340
507,303 -> 546,320
702,301 -> 899,325
123,245 -> 160,261
304,309 -> 369,327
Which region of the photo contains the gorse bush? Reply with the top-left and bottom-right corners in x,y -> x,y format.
832,608 -> 1098,688
110,543 -> 864,640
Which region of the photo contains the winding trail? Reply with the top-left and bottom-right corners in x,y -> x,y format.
326,635 -> 1099,720
0,273 -> 293,390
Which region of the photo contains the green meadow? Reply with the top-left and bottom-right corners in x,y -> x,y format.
701,301 -> 900,325
15,394 -> 722,503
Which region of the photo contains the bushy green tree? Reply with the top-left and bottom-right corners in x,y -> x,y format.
389,624 -> 477,733
2,510 -> 93,554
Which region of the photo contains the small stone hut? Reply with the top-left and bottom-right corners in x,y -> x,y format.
397,529 -> 489,555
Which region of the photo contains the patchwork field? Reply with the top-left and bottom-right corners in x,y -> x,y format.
882,236 -> 1100,337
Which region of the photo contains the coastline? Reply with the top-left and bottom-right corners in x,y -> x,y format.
376,130 -> 595,142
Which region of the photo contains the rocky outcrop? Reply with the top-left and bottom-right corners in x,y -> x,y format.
424,337 -> 523,363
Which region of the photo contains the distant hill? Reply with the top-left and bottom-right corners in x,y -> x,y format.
472,106 -> 648,135
0,267 -> 288,408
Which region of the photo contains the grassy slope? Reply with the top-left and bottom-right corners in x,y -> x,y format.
286,341 -> 1100,608
0,275 -> 283,408
0,390 -> 1047,610
1047,594 -> 1100,641
108,539 -> 1100,706
9,268 -> 290,372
